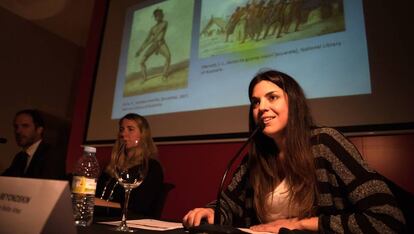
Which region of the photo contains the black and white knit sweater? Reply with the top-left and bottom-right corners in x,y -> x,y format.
207,127 -> 406,233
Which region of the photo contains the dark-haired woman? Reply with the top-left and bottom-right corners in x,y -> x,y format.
183,70 -> 405,233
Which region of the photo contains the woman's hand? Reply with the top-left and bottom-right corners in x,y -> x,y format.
250,217 -> 318,233
182,208 -> 214,228
250,218 -> 301,233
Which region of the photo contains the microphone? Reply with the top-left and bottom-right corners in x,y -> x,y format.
116,141 -> 126,162
189,124 -> 262,234
0,138 -> 7,144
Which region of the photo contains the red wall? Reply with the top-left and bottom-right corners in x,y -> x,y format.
89,135 -> 414,221
67,0 -> 414,222
72,134 -> 414,221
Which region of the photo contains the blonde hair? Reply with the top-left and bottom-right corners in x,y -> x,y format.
105,113 -> 158,176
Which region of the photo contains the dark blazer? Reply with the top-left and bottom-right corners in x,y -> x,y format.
1,141 -> 66,180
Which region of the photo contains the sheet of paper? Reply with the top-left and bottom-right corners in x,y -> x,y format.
99,219 -> 183,231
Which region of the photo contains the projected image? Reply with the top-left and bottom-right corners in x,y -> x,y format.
123,0 -> 194,97
109,0 -> 371,133
199,0 -> 345,58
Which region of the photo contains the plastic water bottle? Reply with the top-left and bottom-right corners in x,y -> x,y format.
71,146 -> 100,226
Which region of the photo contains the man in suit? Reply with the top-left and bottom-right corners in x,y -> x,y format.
1,109 -> 66,180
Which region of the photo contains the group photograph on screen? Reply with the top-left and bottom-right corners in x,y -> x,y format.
87,0 -> 413,143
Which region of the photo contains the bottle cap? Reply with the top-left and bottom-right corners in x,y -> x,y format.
84,146 -> 96,153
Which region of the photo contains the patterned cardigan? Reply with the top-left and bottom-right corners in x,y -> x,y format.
206,127 -> 406,233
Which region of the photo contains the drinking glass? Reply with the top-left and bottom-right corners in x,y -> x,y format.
113,143 -> 147,232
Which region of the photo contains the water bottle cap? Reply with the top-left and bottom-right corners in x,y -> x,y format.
84,146 -> 96,153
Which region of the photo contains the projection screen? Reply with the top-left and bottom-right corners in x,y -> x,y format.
86,0 -> 414,144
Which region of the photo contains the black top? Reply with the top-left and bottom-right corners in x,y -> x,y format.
96,158 -> 164,218
1,141 -> 66,180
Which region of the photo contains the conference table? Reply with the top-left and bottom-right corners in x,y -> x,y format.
77,222 -> 309,234
76,218 -> 308,234
77,216 -> 187,234
77,223 -> 186,234
75,210 -> 307,234
74,207 -> 186,234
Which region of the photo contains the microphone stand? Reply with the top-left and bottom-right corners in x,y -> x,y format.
189,125 -> 261,234
115,142 -> 126,165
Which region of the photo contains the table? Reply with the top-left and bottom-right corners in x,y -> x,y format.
77,223 -> 186,234
77,215 -> 186,234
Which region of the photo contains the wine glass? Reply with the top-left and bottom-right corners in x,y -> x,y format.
113,141 -> 147,232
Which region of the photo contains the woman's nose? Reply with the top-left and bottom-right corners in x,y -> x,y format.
119,130 -> 127,138
259,99 -> 268,111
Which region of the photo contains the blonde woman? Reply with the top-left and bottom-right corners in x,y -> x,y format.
97,113 -> 163,218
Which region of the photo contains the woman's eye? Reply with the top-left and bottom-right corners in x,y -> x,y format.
269,95 -> 278,101
251,99 -> 259,107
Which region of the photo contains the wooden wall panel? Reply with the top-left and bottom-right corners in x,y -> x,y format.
357,134 -> 414,194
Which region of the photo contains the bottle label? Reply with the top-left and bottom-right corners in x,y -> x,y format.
72,176 -> 97,195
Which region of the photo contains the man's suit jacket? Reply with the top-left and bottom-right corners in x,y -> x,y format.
1,141 -> 66,180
